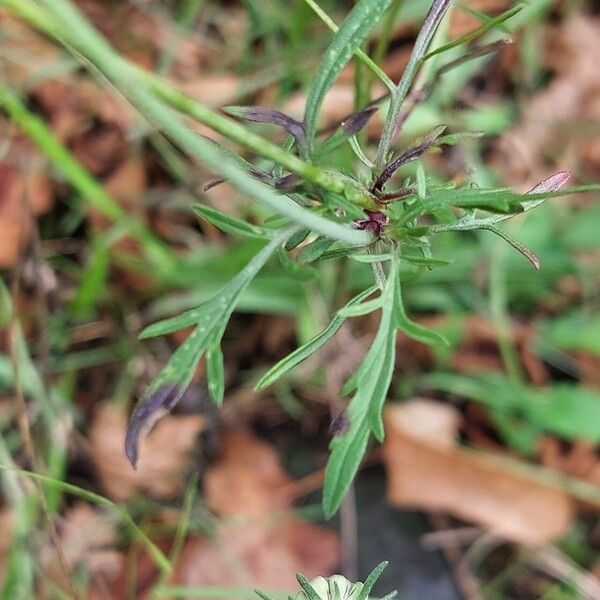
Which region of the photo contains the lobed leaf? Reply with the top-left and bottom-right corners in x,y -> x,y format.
323,270 -> 396,516
127,230 -> 292,467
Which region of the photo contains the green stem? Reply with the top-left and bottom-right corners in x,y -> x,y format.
4,0 -> 376,216
375,0 -> 451,171
489,234 -> 525,383
4,0 -> 372,245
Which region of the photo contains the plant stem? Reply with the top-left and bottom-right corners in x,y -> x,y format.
3,0 -> 376,214
375,0 -> 452,171
4,0 -> 372,246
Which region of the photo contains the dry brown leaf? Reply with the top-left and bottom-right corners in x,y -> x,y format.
383,400 -> 574,544
170,427 -> 339,591
89,404 -> 204,501
0,136 -> 53,267
41,502 -> 122,591
179,74 -> 244,108
498,15 -> 600,186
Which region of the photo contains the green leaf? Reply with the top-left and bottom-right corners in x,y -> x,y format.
192,203 -> 273,239
206,341 -> 225,406
423,4 -> 524,61
255,286 -> 378,389
277,247 -> 317,280
139,301 -> 221,339
297,236 -> 336,263
394,265 -> 448,345
127,230 -> 292,466
367,325 -> 396,441
296,574 -> 322,600
356,562 -> 389,600
323,412 -> 371,518
323,270 -> 396,516
303,0 -> 393,154
337,296 -> 383,318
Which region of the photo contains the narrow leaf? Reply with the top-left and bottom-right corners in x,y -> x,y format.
394,264 -> 448,345
304,0 -> 393,154
368,328 -> 396,441
317,106 -> 378,157
356,562 -> 390,600
224,106 -> 305,142
481,225 -> 540,269
373,125 -> 446,191
297,236 -> 336,263
127,231 -> 291,466
255,286 -> 378,389
206,342 -> 225,406
296,575 -> 322,600
323,414 -> 371,518
192,203 -> 273,239
337,296 -> 384,318
423,4 -> 524,60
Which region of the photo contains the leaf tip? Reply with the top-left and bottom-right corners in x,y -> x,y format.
527,171 -> 571,194
124,383 -> 184,469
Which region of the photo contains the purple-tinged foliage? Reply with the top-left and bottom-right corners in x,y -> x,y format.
355,210 -> 389,235
224,106 -> 305,142
373,125 -> 446,192
125,384 -> 184,468
275,173 -> 303,191
342,106 -> 378,137
329,410 -> 350,437
527,171 -> 571,194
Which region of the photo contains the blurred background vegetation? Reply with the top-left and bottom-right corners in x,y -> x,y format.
0,0 -> 600,598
